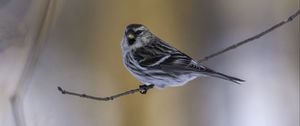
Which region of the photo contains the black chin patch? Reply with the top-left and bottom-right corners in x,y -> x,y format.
128,37 -> 136,45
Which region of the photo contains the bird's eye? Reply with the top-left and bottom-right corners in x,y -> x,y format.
135,30 -> 143,35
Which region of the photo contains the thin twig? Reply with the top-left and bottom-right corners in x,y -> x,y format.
57,85 -> 154,101
197,9 -> 300,63
58,9 -> 299,101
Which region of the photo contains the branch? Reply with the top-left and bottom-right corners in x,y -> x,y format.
197,9 -> 300,63
58,9 -> 299,101
57,84 -> 154,101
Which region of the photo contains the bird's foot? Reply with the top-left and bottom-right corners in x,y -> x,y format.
139,84 -> 154,94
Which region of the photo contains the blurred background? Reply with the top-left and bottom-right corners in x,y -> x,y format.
0,0 -> 299,126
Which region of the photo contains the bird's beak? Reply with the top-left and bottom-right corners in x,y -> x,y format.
128,33 -> 135,39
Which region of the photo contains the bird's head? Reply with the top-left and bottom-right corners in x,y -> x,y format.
121,24 -> 152,52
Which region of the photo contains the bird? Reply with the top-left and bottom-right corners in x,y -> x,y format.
121,24 -> 244,92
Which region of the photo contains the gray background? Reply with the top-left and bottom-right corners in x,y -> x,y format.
0,0 -> 299,126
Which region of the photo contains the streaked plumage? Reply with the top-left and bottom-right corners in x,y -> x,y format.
121,24 -> 244,88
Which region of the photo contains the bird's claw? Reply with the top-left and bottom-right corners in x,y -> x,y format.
139,84 -> 154,94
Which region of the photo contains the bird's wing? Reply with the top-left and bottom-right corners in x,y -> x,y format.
133,41 -> 203,72
132,43 -> 174,67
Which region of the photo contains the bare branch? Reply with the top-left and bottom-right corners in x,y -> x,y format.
58,9 -> 299,101
57,84 -> 154,101
197,9 -> 300,63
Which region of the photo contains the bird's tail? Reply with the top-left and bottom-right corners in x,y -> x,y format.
206,71 -> 245,84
